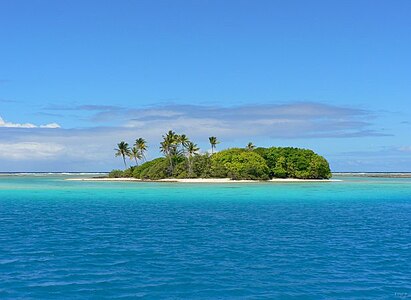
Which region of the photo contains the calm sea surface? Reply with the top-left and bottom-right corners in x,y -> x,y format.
0,175 -> 410,299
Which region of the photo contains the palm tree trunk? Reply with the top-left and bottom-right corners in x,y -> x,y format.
168,155 -> 173,175
123,155 -> 127,168
188,156 -> 192,177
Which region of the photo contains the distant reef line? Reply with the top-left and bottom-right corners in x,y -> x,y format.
334,173 -> 411,178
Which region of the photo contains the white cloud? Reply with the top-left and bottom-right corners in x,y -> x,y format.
41,102 -> 382,138
40,122 -> 61,129
115,103 -> 384,139
0,116 -> 60,129
0,102 -> 392,171
0,142 -> 64,160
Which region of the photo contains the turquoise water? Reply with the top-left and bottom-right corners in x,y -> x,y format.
0,175 -> 410,299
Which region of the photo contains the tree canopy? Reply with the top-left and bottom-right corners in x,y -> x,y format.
110,136 -> 331,180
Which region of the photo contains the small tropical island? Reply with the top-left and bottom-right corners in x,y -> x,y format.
107,130 -> 332,181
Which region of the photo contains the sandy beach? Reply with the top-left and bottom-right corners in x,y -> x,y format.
67,177 -> 341,183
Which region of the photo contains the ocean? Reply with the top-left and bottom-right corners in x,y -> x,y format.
0,174 -> 410,299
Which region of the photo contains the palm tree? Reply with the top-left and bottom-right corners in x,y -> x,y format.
246,142 -> 255,151
179,134 -> 190,151
135,138 -> 148,161
160,130 -> 180,174
209,136 -> 219,154
129,146 -> 143,166
186,141 -> 200,176
115,141 -> 131,168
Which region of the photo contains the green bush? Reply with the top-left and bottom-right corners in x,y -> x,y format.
122,166 -> 135,177
108,169 -> 124,178
211,149 -> 270,180
191,154 -> 212,178
273,156 -> 287,178
133,158 -> 165,179
173,159 -> 189,178
307,155 -> 332,179
139,158 -> 169,180
256,147 -> 331,179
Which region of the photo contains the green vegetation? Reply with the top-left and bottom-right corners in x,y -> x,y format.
108,169 -> 125,178
210,148 -> 270,180
114,141 -> 131,168
246,142 -> 256,151
254,147 -> 332,179
115,137 -> 147,167
208,136 -> 219,154
112,131 -> 332,180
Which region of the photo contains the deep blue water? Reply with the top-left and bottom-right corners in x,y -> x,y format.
0,175 -> 410,299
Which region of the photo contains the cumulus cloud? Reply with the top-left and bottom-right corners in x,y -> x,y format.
0,116 -> 61,129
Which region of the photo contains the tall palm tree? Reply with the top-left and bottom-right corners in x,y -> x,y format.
129,146 -> 143,166
160,130 -> 180,174
179,134 -> 190,151
135,138 -> 148,161
186,141 -> 200,176
115,141 -> 131,168
209,136 -> 219,154
246,142 -> 255,151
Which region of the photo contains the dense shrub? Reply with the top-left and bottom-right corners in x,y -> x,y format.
132,158 -> 165,179
273,156 -> 287,178
140,159 -> 169,180
122,166 -> 135,177
191,154 -> 212,178
172,159 -> 187,178
132,158 -> 169,180
307,155 -> 332,179
108,169 -> 124,178
256,147 -> 331,179
210,149 -> 270,180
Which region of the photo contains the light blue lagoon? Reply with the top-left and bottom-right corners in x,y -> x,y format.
0,175 -> 410,299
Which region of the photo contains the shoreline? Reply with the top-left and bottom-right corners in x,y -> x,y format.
66,177 -> 341,183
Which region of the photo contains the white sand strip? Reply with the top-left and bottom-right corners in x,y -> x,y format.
66,177 -> 341,183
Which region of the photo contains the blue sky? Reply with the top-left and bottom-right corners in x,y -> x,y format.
1,0 -> 410,172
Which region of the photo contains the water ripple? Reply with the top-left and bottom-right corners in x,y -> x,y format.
1,176 -> 411,298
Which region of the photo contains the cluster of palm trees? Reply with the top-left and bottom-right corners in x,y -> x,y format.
114,133 -> 259,171
159,131 -> 197,175
115,132 -> 221,173
159,131 -> 220,175
114,138 -> 148,167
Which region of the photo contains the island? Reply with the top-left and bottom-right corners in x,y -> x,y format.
107,131 -> 332,181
